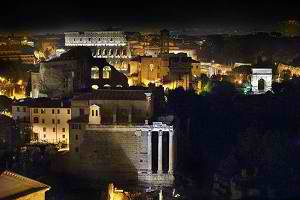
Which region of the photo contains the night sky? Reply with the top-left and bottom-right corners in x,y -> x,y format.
1,0 -> 299,34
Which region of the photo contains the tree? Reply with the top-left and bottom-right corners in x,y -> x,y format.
0,95 -> 12,112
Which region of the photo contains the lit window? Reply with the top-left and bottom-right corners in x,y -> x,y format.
41,109 -> 46,114
149,64 -> 154,71
116,85 -> 123,88
34,108 -> 38,113
103,66 -> 111,79
33,117 -> 39,123
91,66 -> 99,79
92,85 -> 99,90
104,84 -> 111,88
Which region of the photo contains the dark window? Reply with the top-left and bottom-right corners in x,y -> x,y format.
62,128 -> 65,132
52,109 -> 55,114
43,127 -> 46,132
23,107 -> 26,112
41,109 -> 46,114
57,119 -> 60,124
33,117 -> 39,123
76,135 -> 79,140
42,119 -> 45,123
62,134 -> 65,138
34,108 -> 38,113
92,110 -> 94,116
80,108 -> 84,116
57,109 -> 60,114
53,128 -> 56,132
52,119 -> 55,124
75,147 -> 79,152
96,110 -> 98,116
17,107 -> 20,112
67,109 -> 70,114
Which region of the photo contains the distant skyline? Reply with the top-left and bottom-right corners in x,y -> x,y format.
1,1 -> 299,35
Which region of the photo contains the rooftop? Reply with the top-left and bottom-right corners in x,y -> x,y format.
73,89 -> 151,101
13,98 -> 71,108
0,170 -> 50,200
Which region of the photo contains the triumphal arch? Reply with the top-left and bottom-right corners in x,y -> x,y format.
251,68 -> 272,94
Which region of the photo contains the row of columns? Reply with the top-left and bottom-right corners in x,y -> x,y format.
147,129 -> 174,175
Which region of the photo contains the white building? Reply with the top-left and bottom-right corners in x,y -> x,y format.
12,98 -> 71,148
251,68 -> 272,94
64,31 -> 131,72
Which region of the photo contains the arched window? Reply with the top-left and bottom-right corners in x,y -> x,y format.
91,66 -> 99,79
102,49 -> 107,56
103,66 -> 111,79
104,84 -> 111,88
33,117 -> 39,123
116,85 -> 123,88
92,85 -> 99,90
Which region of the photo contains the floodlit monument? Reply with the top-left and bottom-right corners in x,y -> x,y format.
251,68 -> 272,94
65,31 -> 131,72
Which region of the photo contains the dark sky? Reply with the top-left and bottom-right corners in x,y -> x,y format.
1,0 -> 299,34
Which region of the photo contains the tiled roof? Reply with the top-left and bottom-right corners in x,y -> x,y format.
13,98 -> 71,108
0,170 -> 50,200
73,89 -> 150,101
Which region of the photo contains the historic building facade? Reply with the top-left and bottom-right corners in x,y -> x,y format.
129,53 -> 193,90
68,89 -> 175,187
12,98 -> 71,148
31,47 -> 128,98
65,31 -> 131,72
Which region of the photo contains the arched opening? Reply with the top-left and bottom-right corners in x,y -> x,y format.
91,66 -> 99,79
102,49 -> 107,56
258,78 -> 265,91
91,85 -> 99,90
33,117 -> 39,123
103,66 -> 111,79
122,49 -> 127,56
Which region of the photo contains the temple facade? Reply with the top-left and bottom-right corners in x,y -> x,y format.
68,90 -> 175,187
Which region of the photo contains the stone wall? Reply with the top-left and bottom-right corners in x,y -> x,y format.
69,127 -> 142,184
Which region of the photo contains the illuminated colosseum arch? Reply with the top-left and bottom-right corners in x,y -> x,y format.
91,66 -> 100,79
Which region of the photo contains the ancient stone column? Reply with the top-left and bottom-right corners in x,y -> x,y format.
147,130 -> 152,174
168,130 -> 174,175
158,130 -> 163,174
